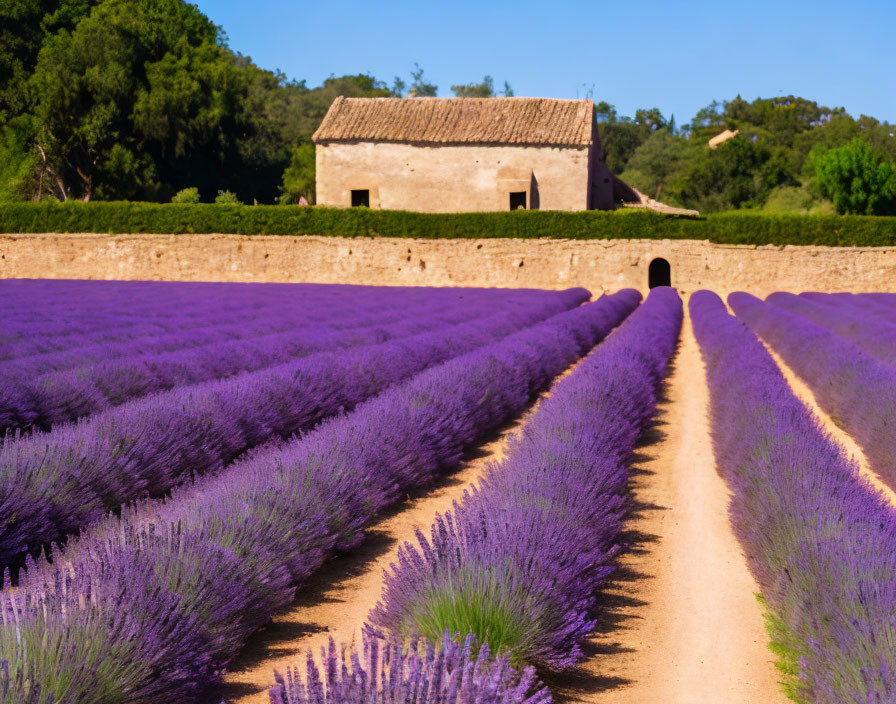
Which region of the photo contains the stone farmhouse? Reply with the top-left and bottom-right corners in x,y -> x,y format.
312,97 -> 618,212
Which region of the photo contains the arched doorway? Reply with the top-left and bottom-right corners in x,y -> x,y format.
648,258 -> 671,288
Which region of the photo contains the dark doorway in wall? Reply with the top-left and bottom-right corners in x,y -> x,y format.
351,189 -> 370,207
648,258 -> 671,288
509,192 -> 527,210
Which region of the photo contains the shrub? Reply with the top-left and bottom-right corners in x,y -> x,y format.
1,201 -> 896,246
214,189 -> 241,204
170,187 -> 200,204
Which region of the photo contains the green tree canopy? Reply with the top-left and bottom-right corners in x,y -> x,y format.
813,138 -> 896,215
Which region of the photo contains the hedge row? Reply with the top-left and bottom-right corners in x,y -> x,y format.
2,201 -> 896,247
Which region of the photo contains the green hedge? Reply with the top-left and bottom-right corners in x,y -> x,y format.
2,201 -> 896,247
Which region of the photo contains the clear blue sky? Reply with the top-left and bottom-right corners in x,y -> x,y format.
195,0 -> 895,124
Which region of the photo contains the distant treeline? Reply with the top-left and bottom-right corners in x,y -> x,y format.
3,202 -> 896,247
1,1 -> 895,214
601,99 -> 896,215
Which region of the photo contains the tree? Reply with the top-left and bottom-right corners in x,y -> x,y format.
674,136 -> 792,212
451,76 -> 494,97
596,104 -> 667,174
0,115 -> 41,201
813,138 -> 896,215
279,142 -> 315,204
27,0 -> 234,200
619,128 -> 697,201
0,0 -> 101,122
409,62 -> 437,97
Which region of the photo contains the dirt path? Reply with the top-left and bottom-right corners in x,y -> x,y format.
560,311 -> 787,704
219,361 -> 581,703
763,344 -> 896,506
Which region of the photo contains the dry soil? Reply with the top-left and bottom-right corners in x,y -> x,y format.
557,313 -> 787,704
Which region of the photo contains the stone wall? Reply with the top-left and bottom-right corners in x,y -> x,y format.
316,142 -> 590,212
2,232 -> 895,296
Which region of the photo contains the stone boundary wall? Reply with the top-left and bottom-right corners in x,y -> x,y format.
1,233 -> 894,296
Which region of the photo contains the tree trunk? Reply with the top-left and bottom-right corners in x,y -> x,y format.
36,143 -> 68,201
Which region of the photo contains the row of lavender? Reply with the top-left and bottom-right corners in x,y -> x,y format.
269,287 -> 683,702
0,295 -> 518,431
0,287 -> 590,578
766,292 -> 896,365
693,292 -> 896,703
1,280 -> 552,358
729,292 -> 896,492
0,290 -> 641,703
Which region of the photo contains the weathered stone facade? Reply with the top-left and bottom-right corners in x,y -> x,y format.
316,142 -> 591,212
3,233 -> 895,297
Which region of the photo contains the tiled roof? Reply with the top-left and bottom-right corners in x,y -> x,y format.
313,97 -> 594,147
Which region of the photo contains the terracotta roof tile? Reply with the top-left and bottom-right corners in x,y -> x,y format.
312,97 -> 594,147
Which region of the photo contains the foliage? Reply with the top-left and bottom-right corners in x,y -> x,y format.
170,187 -> 199,204
619,128 -> 698,201
409,62 -> 437,97
601,95 -> 896,213
597,106 -> 668,174
673,135 -> 795,212
214,189 -> 241,205
452,75 -> 495,98
449,76 -> 514,98
0,0 -> 394,204
279,142 -> 315,204
2,201 -> 896,246
812,138 -> 896,215
0,116 -> 40,201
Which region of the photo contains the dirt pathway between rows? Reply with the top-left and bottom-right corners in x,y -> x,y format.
219,360 -> 582,702
560,312 -> 787,704
763,344 -> 896,506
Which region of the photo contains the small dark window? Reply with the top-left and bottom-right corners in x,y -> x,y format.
509,192 -> 527,210
351,189 -> 370,208
648,258 -> 671,288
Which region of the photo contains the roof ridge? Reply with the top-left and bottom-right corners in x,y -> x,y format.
313,96 -> 594,147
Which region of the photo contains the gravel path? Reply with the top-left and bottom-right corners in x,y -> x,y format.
565,311 -> 787,704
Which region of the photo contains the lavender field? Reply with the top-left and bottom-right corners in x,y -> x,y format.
1,280 -> 894,704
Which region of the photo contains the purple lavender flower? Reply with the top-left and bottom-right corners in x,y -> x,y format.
268,633 -> 550,704
0,287 -> 593,576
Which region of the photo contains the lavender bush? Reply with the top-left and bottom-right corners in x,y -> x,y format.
766,292 -> 896,366
369,287 -> 682,673
729,291 -> 896,491
0,288 -> 595,576
0,291 -> 639,703
0,282 -> 557,378
0,281 -> 560,360
0,297 -> 505,431
692,290 -> 896,703
268,633 -> 550,704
